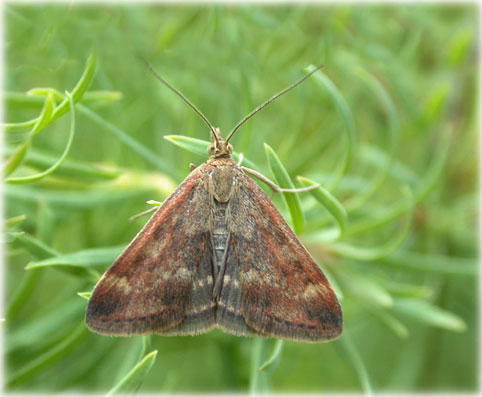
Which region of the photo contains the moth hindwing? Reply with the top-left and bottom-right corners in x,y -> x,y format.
86,64 -> 343,342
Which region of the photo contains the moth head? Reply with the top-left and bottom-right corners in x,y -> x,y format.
208,128 -> 233,158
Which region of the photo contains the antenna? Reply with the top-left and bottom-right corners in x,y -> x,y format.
225,63 -> 325,143
140,57 -> 218,144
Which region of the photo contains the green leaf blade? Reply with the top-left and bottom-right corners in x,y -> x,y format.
6,92 -> 77,184
393,298 -> 467,332
51,53 -> 97,121
164,135 -> 209,157
107,350 -> 158,395
331,185 -> 414,261
259,340 -> 284,372
297,176 -> 346,240
31,92 -> 55,135
6,322 -> 87,389
26,245 -> 124,270
308,66 -> 356,191
265,143 -> 304,234
3,139 -> 30,178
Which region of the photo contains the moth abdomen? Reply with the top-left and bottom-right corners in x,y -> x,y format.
212,201 -> 230,265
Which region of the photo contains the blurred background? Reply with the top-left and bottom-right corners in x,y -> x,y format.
3,3 -> 478,394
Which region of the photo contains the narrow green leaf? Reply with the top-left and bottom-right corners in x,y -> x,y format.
249,338 -> 269,396
10,232 -> 60,259
383,280 -> 432,298
37,199 -> 54,244
381,251 -> 476,276
6,185 -> 152,208
114,339 -> 146,389
139,336 -> 151,361
359,144 -> 419,185
5,231 -> 25,243
7,299 -> 84,353
6,322 -> 87,388
339,330 -> 373,394
422,82 -> 449,125
333,131 -> 445,236
265,143 -> 304,233
393,298 -> 467,332
308,66 -> 356,191
259,340 -> 284,372
345,67 -> 399,210
447,29 -> 473,65
77,292 -> 92,300
3,89 -> 55,137
330,186 -> 414,261
297,176 -> 346,240
3,138 -> 30,178
107,350 -> 158,395
4,214 -> 26,228
6,91 -> 77,184
27,87 -> 63,101
26,245 -> 124,270
50,53 -> 97,121
31,92 -> 55,135
6,269 -> 41,320
338,270 -> 393,307
81,90 -> 123,103
146,200 -> 163,206
413,128 -> 451,203
370,308 -> 409,339
164,135 -> 209,157
4,144 -> 120,181
29,89 -> 122,104
5,89 -> 45,105
68,62 -> 98,101
3,118 -> 38,132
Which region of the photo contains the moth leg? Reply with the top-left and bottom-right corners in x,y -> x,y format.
212,232 -> 230,300
189,163 -> 197,171
241,166 -> 320,193
236,153 -> 244,166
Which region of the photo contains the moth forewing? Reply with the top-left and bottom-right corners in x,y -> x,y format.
221,165 -> 342,342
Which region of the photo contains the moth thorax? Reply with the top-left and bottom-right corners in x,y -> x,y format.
211,162 -> 235,203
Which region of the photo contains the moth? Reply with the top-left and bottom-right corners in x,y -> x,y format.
86,63 -> 343,342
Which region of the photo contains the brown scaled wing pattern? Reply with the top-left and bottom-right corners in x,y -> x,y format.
86,166 -> 216,336
223,171 -> 342,342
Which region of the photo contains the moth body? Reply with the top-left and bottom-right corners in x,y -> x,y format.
86,65 -> 343,342
86,132 -> 342,342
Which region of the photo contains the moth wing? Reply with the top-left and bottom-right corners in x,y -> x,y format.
86,165 -> 215,336
223,171 -> 342,342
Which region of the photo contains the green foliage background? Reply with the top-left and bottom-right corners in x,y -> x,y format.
3,3 -> 478,394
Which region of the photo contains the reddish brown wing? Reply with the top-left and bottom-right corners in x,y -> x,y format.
227,171 -> 343,342
86,165 -> 215,336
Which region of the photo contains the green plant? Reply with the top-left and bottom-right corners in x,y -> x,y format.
4,4 -> 477,393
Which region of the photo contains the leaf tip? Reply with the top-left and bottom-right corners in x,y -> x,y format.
78,292 -> 92,300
